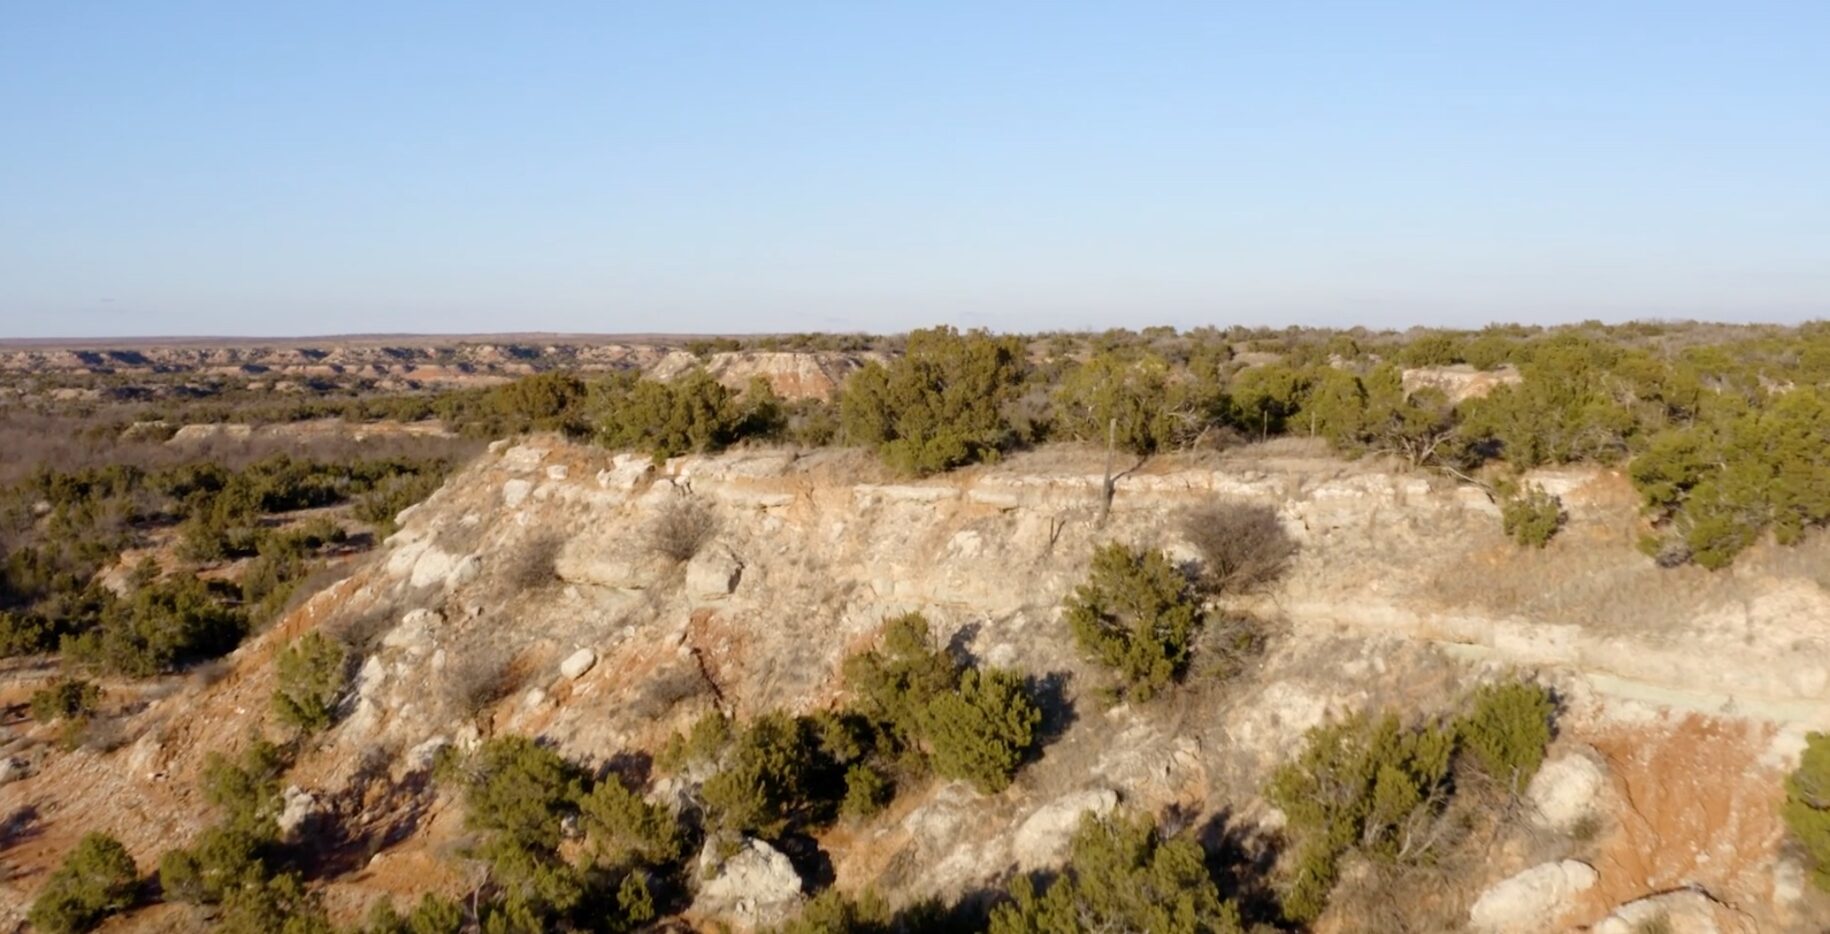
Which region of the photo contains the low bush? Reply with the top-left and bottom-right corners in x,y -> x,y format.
1266,679 -> 1556,924
1179,502 -> 1297,595
271,631 -> 350,733
28,833 -> 139,934
437,735 -> 673,932
1455,680 -> 1555,790
700,713 -> 834,839
217,872 -> 334,934
1500,485 -> 1564,548
158,738 -> 292,905
841,612 -> 960,751
30,677 -> 102,723
922,667 -> 1041,794
990,812 -> 1243,934
1783,732 -> 1830,891
1063,544 -> 1202,701
64,575 -> 245,677
360,893 -> 467,934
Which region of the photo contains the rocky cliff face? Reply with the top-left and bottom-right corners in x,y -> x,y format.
5,438 -> 1827,931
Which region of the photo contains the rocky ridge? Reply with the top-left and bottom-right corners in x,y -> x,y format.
3,438 -> 1826,931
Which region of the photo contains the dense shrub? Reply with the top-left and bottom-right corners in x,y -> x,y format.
990,812 -> 1243,934
839,612 -> 1043,794
217,872 -> 334,934
1266,679 -> 1555,923
841,612 -> 960,751
1458,335 -> 1638,468
770,889 -> 894,934
580,775 -> 683,866
841,764 -> 894,819
1179,502 -> 1296,595
490,372 -> 588,434
438,735 -> 674,932
1226,363 -> 1308,437
159,739 -> 291,904
1500,485 -> 1565,548
28,833 -> 139,934
840,326 -> 1027,474
1063,544 -> 1202,701
1267,712 -> 1456,923
922,667 -> 1041,794
446,735 -> 587,853
1783,732 -> 1830,891
271,631 -> 350,733
360,893 -> 467,934
1052,352 -> 1221,455
30,677 -> 102,723
65,575 -> 246,677
700,713 -> 833,839
354,471 -> 446,537
1456,681 -> 1556,789
599,369 -> 747,462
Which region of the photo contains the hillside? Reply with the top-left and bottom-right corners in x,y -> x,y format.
5,436 -> 1826,931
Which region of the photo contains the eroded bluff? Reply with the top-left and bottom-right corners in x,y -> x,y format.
8,438 -> 1829,931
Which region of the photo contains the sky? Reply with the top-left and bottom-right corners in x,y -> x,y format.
1,2 -> 1826,338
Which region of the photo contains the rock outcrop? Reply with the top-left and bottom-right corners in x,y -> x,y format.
5,439 -> 1827,930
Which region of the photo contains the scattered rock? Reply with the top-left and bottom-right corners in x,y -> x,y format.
1593,888 -> 1749,934
686,546 -> 744,601
1013,789 -> 1119,869
694,838 -> 804,929
403,736 -> 450,774
383,608 -> 443,651
277,785 -> 322,842
0,756 -> 27,786
560,648 -> 597,679
408,544 -> 463,589
1469,860 -> 1598,933
503,478 -> 534,508
445,554 -> 483,589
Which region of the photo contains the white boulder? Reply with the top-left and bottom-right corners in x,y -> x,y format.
1469,860 -> 1598,933
560,648 -> 597,679
1012,789 -> 1119,870
1593,889 -> 1739,934
694,838 -> 804,929
686,546 -> 744,601
277,785 -> 321,842
502,478 -> 534,507
1527,749 -> 1608,832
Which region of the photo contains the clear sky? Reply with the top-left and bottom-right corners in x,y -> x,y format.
2,2 -> 1825,338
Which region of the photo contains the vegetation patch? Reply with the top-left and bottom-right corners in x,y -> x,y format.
29,833 -> 140,934
990,812 -> 1244,934
1063,543 -> 1203,701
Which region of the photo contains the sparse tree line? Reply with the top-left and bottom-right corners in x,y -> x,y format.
446,322 -> 1830,569
17,320 -> 1830,570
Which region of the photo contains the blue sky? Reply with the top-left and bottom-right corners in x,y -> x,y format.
1,2 -> 1825,338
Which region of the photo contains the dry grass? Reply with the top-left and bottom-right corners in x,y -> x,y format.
1180,501 -> 1297,595
647,497 -> 718,562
